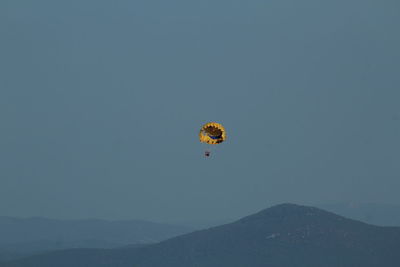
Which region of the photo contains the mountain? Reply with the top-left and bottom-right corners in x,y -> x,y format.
4,204 -> 400,267
318,202 -> 400,226
0,217 -> 192,261
0,239 -> 121,262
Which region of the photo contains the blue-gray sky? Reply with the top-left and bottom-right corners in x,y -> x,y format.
1,0 -> 399,223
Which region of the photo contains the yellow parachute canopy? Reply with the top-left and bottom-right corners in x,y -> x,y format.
199,122 -> 226,145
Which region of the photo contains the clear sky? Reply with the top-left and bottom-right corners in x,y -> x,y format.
1,0 -> 399,223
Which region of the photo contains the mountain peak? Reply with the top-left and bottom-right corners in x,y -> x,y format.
237,203 -> 341,224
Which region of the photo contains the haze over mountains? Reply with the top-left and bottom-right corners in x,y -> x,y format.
1,203 -> 400,264
0,217 -> 192,261
319,202 -> 400,226
3,204 -> 400,267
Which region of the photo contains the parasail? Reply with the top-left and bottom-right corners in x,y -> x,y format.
199,122 -> 226,157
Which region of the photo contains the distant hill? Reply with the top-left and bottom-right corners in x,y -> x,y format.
4,204 -> 400,267
0,216 -> 192,261
318,202 -> 400,226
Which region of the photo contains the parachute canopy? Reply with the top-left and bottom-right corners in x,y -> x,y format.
199,122 -> 226,145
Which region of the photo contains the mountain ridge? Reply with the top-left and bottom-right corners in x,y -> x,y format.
4,203 -> 400,267
0,216 -> 192,262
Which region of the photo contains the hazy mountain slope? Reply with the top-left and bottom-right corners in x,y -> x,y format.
0,239 -> 122,262
319,202 -> 400,226
0,217 -> 192,244
0,217 -> 192,261
5,204 -> 400,267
